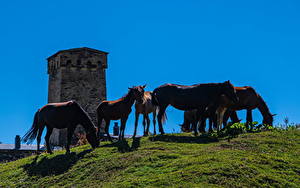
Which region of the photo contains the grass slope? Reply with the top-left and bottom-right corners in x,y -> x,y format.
0,129 -> 299,187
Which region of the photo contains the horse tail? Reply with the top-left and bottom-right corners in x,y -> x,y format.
155,107 -> 167,124
22,110 -> 40,144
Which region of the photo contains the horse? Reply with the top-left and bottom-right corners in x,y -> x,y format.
180,108 -> 239,133
197,86 -> 274,131
180,109 -> 199,133
97,85 -> 146,141
151,80 -> 238,135
133,91 -> 157,137
221,86 -> 275,128
22,101 -> 99,154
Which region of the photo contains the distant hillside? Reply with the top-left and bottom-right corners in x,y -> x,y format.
0,129 -> 299,187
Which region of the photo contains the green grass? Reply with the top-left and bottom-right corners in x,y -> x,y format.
0,129 -> 299,187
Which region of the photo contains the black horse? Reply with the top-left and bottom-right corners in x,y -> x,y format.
22,101 -> 99,154
152,81 -> 239,135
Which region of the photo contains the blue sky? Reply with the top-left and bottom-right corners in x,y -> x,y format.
0,0 -> 299,144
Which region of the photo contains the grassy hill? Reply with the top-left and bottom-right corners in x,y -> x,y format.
0,128 -> 299,187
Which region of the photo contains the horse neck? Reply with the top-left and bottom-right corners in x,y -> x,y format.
257,95 -> 272,119
208,84 -> 223,99
122,91 -> 136,107
75,107 -> 94,132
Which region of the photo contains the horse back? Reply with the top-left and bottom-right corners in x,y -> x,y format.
38,101 -> 80,127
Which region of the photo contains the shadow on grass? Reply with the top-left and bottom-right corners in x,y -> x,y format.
102,137 -> 141,153
22,149 -> 92,177
149,134 -> 219,144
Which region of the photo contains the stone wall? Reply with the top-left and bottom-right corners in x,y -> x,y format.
0,150 -> 36,163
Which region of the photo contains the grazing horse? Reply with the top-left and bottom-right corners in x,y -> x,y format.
181,86 -> 274,132
22,101 -> 99,154
180,108 -> 239,133
97,85 -> 146,141
152,81 -> 238,135
133,91 -> 157,137
221,86 -> 275,128
180,109 -> 199,133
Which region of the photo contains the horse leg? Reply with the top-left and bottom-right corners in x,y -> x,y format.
36,124 -> 45,154
223,110 -> 231,128
192,121 -> 198,134
119,116 -> 128,140
145,114 -> 150,136
153,111 -> 157,135
133,112 -> 139,138
45,127 -> 53,154
157,105 -> 167,135
105,119 -> 112,142
230,111 -> 239,123
195,108 -> 206,136
142,115 -> 147,136
66,126 -> 75,154
199,116 -> 206,133
208,116 -> 214,133
216,107 -> 227,132
246,110 -> 253,129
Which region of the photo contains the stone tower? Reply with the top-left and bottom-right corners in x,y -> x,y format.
47,47 -> 108,145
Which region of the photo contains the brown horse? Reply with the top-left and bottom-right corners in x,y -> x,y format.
221,86 -> 275,128
97,85 -> 146,141
22,101 -> 99,154
152,81 -> 238,135
181,108 -> 239,133
133,91 -> 157,137
180,109 -> 199,132
196,86 -> 274,132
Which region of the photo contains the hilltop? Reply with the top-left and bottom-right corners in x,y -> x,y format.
0,129 -> 299,187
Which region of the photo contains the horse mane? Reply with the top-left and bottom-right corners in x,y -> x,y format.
257,94 -> 272,115
159,83 -> 223,89
137,91 -> 152,104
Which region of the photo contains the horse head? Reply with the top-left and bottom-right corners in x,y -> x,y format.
179,123 -> 191,133
262,113 -> 275,126
128,85 -> 146,103
86,126 -> 99,149
221,80 -> 239,104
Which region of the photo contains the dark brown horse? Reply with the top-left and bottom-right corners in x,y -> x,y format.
186,86 -> 274,132
22,101 -> 99,154
180,108 -> 239,133
152,81 -> 238,135
222,86 -> 275,128
180,109 -> 199,133
97,85 -> 146,141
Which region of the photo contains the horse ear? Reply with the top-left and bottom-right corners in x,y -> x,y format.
142,84 -> 147,89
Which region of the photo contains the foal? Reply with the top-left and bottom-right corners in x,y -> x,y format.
97,85 -> 146,141
133,91 -> 159,137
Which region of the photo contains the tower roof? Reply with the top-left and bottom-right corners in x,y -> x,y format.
47,47 -> 109,61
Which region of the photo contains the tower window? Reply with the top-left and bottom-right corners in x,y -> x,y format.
87,61 -> 92,68
66,60 -> 72,67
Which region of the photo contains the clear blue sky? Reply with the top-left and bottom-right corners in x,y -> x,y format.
0,0 -> 299,144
